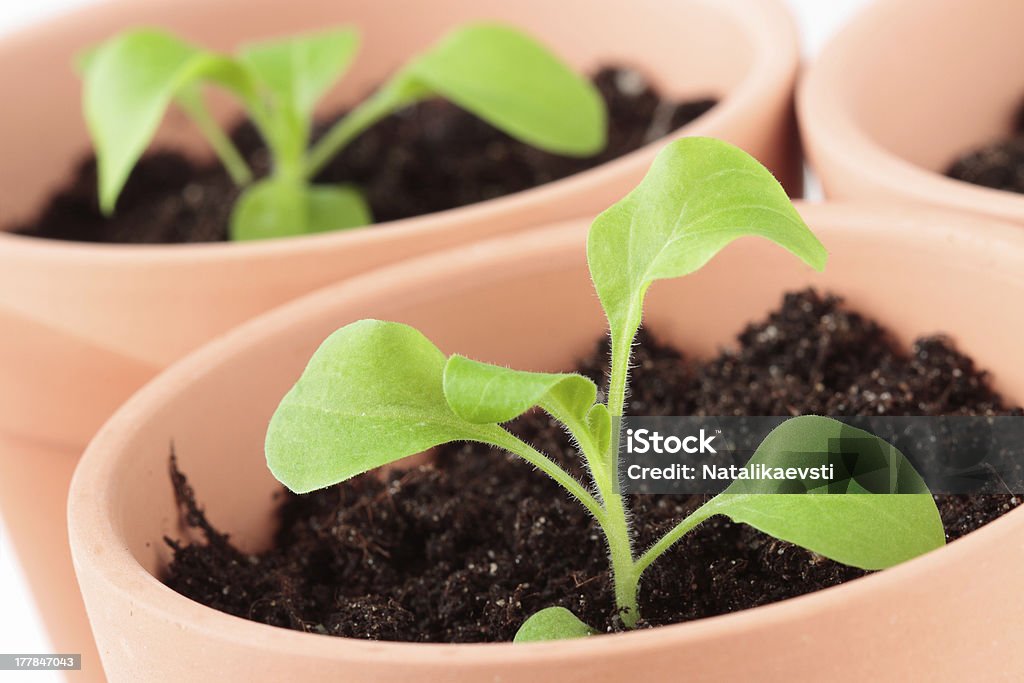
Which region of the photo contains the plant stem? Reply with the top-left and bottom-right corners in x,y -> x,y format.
601,324 -> 722,620
606,319 -> 641,421
177,93 -> 253,186
635,499 -> 719,575
599,321 -> 645,624
485,427 -> 606,526
603,491 -> 640,626
305,75 -> 424,179
555,407 -> 641,627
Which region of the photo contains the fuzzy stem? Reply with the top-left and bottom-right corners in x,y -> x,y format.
603,491 -> 640,626
601,320 -> 645,624
484,427 -> 606,526
607,335 -> 633,422
554,407 -> 640,627
635,499 -> 719,575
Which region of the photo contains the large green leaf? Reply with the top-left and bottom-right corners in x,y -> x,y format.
707,416 -> 945,569
82,29 -> 257,213
304,22 -> 607,177
587,137 -> 827,368
238,27 -> 359,120
230,178 -> 370,241
266,320 -> 495,493
443,355 -> 596,425
401,23 -> 606,156
513,607 -> 596,643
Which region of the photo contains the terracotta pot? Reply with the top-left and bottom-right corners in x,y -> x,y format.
0,0 -> 798,670
69,203 -> 1024,681
0,0 -> 799,450
799,0 -> 1024,223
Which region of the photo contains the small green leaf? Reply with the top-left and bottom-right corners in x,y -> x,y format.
513,607 -> 596,643
82,29 -> 257,213
587,137 -> 827,372
266,320 -> 497,493
238,27 -> 359,121
230,179 -> 370,240
586,403 -> 612,457
402,23 -> 606,156
232,179 -> 305,240
708,416 -> 945,570
443,355 -> 596,425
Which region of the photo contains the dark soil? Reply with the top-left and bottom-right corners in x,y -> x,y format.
946,97 -> 1024,193
11,68 -> 715,244
164,290 -> 1023,642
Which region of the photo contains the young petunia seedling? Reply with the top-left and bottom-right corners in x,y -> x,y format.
264,137 -> 946,639
81,23 -> 607,240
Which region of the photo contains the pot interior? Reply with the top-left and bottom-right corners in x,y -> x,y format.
0,0 -> 755,228
102,212 -> 1024,581
840,0 -> 1024,174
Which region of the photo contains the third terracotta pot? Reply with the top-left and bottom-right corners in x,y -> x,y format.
799,0 -> 1024,223
70,203 -> 1024,681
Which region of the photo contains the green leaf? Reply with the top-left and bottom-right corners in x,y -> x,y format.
238,27 -> 359,123
230,179 -> 370,241
82,28 -> 257,214
708,416 -> 945,570
513,607 -> 596,643
402,23 -> 606,156
266,320 -> 497,493
304,185 -> 372,233
586,403 -> 612,457
443,355 -> 596,425
587,137 -> 827,370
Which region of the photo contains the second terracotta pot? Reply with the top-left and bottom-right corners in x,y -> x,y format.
70,203 -> 1024,681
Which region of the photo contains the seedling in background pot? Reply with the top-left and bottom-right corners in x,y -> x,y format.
81,23 -> 606,240
264,137 -> 945,640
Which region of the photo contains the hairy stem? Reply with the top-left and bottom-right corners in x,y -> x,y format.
484,427 -> 606,526
607,339 -> 631,422
607,315 -> 642,420
600,322 -> 645,624
635,499 -> 719,575
602,324 -> 722,618
555,407 -> 640,627
603,491 -> 640,626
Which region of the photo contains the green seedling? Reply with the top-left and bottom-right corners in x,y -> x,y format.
81,23 -> 606,240
264,137 -> 945,639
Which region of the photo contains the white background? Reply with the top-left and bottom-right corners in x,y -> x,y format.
0,0 -> 871,679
